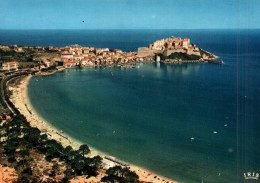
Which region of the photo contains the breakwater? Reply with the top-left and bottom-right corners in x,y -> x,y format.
161,59 -> 224,64
206,60 -> 224,64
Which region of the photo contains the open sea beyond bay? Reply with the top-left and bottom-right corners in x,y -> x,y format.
1,29 -> 259,183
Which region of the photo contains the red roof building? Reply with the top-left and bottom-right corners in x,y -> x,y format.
63,61 -> 79,68
2,61 -> 19,71
61,53 -> 74,59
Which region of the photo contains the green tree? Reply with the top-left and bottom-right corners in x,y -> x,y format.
102,166 -> 139,183
78,144 -> 90,157
4,140 -> 17,155
73,160 -> 85,175
90,155 -> 103,168
19,149 -> 30,158
64,167 -> 74,180
101,174 -> 123,183
124,170 -> 139,183
106,166 -> 122,177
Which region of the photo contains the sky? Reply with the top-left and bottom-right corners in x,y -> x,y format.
0,0 -> 259,29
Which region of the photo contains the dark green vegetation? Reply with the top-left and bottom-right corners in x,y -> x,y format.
0,114 -> 102,182
199,48 -> 211,57
0,47 -> 37,63
0,45 -> 59,69
162,52 -> 201,61
101,166 -> 139,183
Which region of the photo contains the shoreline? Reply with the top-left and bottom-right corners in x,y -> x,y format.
10,74 -> 179,183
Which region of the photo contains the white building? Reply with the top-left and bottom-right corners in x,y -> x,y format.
61,53 -> 74,59
2,61 -> 19,71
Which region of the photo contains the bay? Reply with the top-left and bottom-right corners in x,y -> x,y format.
2,29 -> 258,183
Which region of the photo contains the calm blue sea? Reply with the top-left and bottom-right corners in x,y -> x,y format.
1,29 -> 259,183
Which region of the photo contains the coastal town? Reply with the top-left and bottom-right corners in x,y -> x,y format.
60,45 -> 144,68
0,36 -> 220,73
0,43 -> 145,73
0,37 -> 219,183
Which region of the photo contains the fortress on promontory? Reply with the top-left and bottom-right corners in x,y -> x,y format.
137,36 -> 207,59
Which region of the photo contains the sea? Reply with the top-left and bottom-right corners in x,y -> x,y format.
1,29 -> 259,183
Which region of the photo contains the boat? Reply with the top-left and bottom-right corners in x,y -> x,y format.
25,104 -> 32,114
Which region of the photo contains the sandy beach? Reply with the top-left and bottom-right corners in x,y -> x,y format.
10,74 -> 179,183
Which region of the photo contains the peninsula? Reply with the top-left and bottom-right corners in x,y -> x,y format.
0,36 -> 221,74
138,36 -> 219,63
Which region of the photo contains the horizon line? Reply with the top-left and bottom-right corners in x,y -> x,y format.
0,28 -> 260,30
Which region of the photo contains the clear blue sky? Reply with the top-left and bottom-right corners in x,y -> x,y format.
0,0 -> 259,29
